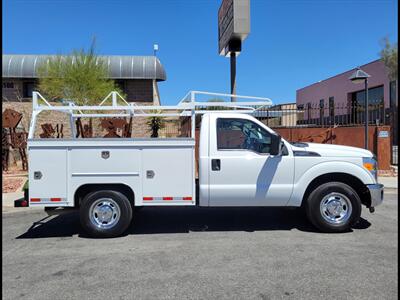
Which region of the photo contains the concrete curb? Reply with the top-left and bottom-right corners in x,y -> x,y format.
378,176 -> 398,189
2,191 -> 24,207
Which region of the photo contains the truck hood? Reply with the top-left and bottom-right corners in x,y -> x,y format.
290,142 -> 373,158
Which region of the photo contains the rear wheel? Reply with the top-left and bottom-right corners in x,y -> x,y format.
80,190 -> 132,238
305,182 -> 361,233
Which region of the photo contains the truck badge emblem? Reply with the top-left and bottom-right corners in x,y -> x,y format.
101,151 -> 110,159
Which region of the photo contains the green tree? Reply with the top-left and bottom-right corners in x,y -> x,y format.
37,40 -> 124,105
206,98 -> 231,110
380,38 -> 398,81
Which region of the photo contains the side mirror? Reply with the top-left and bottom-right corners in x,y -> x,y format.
270,134 -> 282,155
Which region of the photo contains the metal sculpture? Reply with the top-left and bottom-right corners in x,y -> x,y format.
75,118 -> 93,138
100,118 -> 128,138
2,128 -> 10,171
123,116 -> 133,138
2,109 -> 28,171
39,124 -> 56,138
39,123 -> 64,138
12,132 -> 28,170
2,109 -> 22,128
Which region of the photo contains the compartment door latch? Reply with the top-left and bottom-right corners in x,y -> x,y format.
34,171 -> 42,180
146,170 -> 155,179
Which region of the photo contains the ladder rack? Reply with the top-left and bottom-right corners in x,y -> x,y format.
29,91 -> 273,139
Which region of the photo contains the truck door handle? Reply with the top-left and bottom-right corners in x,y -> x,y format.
211,159 -> 221,171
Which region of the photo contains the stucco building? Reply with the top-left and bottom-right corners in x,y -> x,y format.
296,59 -> 398,144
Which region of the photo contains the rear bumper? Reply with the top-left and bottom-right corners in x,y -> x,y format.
14,189 -> 29,207
367,184 -> 384,208
14,198 -> 29,207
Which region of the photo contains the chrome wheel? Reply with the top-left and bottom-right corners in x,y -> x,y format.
89,198 -> 121,229
320,192 -> 352,225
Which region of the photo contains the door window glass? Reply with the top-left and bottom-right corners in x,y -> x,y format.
217,118 -> 273,153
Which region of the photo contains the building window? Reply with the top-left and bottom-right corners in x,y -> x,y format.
329,97 -> 334,118
353,85 -> 384,106
2,82 -> 14,89
351,85 -> 384,124
23,82 -> 35,98
297,104 -> 304,110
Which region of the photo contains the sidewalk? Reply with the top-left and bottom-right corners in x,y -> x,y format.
2,191 -> 43,213
378,176 -> 398,189
2,191 -> 24,207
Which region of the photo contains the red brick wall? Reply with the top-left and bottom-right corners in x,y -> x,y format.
274,126 -> 391,170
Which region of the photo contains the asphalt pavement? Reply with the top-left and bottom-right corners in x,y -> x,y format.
2,190 -> 398,300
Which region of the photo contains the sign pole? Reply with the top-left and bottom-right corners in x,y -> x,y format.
230,51 -> 236,102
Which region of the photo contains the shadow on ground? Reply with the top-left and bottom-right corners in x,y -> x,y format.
16,206 -> 371,239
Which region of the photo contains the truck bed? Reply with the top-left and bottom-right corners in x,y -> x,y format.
28,138 -> 196,207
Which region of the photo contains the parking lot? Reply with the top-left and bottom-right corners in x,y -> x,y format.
2,189 -> 398,300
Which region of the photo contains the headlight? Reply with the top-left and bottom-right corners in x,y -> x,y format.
363,157 -> 378,180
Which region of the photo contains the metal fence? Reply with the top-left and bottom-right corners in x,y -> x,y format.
252,104 -> 395,128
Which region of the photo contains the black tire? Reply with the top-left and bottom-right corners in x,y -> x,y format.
80,190 -> 133,238
133,206 -> 144,212
305,182 -> 361,233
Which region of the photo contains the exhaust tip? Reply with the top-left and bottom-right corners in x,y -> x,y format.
369,207 -> 375,213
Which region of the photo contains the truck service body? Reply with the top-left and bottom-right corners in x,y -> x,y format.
18,91 -> 384,237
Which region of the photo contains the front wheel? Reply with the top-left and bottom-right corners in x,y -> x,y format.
80,190 -> 133,238
305,182 -> 361,233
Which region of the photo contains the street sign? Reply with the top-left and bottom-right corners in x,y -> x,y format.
218,0 -> 250,56
378,131 -> 389,138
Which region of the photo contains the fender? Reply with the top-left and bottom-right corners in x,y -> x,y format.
287,161 -> 375,207
70,176 -> 141,206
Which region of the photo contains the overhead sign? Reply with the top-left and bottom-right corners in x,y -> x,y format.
218,0 -> 250,56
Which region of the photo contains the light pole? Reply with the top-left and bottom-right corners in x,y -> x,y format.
349,67 -> 371,149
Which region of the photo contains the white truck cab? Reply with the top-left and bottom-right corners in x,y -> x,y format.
17,91 -> 384,237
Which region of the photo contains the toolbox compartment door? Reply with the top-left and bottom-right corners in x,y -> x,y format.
28,148 -> 68,203
141,147 -> 194,205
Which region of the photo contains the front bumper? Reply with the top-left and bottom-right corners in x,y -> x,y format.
367,184 -> 384,208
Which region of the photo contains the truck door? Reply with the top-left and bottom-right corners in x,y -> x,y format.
208,115 -> 294,206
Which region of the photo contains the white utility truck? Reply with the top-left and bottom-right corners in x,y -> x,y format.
16,91 -> 384,237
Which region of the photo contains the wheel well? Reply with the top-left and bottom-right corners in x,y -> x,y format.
302,173 -> 371,208
74,184 -> 135,207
